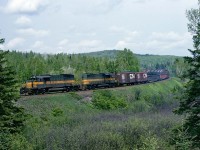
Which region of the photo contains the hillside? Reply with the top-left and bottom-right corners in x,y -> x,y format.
80,50 -> 180,60
18,78 -> 183,149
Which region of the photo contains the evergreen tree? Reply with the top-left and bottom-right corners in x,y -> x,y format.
174,1 -> 200,148
0,38 -> 26,134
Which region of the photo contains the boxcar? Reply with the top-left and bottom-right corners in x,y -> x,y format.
115,72 -> 136,85
135,72 -> 148,84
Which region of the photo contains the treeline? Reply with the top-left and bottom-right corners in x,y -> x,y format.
5,48 -> 139,82
78,50 -> 188,77
137,54 -> 188,77
4,48 -> 188,82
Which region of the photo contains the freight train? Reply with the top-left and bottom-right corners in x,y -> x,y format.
20,69 -> 169,95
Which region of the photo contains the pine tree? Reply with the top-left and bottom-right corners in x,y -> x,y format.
174,1 -> 200,148
0,38 -> 25,134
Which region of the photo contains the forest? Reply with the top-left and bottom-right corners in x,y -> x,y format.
5,48 -> 186,83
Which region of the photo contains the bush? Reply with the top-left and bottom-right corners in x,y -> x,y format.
170,125 -> 194,150
0,131 -> 32,150
51,107 -> 63,117
92,90 -> 127,110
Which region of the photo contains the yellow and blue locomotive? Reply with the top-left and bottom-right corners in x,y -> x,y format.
20,74 -> 79,95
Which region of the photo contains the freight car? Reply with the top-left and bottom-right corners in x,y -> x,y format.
20,74 -> 79,95
81,73 -> 116,90
116,71 -> 147,86
146,69 -> 169,82
116,72 -> 136,85
135,72 -> 148,84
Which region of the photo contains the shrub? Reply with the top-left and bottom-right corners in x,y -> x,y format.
0,131 -> 32,150
170,125 -> 194,150
51,107 -> 63,117
92,90 -> 127,110
134,89 -> 141,100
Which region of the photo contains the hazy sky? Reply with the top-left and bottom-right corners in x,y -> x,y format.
0,0 -> 198,56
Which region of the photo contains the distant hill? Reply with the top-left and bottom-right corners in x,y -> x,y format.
80,50 -> 119,59
80,49 -> 180,67
80,50 -> 180,59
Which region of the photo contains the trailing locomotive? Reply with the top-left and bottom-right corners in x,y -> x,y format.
20,70 -> 168,95
81,73 -> 116,90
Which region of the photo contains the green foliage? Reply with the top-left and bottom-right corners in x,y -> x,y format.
10,133 -> 33,150
137,54 -> 183,76
92,90 -> 127,110
52,107 -> 63,117
170,125 -> 194,150
0,131 -> 11,150
116,48 -> 139,72
4,48 -> 184,83
0,50 -> 26,133
16,78 -> 182,149
173,58 -> 189,78
174,1 -> 200,148
140,133 -> 159,150
0,39 -> 27,150
134,89 -> 141,100
83,50 -> 182,77
68,92 -> 82,100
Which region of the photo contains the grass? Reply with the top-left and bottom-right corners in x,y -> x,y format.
17,78 -> 183,150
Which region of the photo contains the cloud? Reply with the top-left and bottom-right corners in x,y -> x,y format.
32,41 -> 44,48
113,28 -> 140,49
58,39 -> 69,46
6,37 -> 25,49
115,31 -> 193,56
78,40 -> 102,48
17,28 -> 49,37
15,16 -> 32,25
110,26 -> 127,33
147,32 -> 192,51
5,0 -> 49,14
150,31 -> 186,42
66,0 -> 123,14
